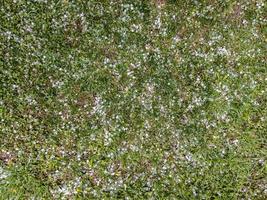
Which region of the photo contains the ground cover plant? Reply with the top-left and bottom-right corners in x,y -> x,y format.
0,0 -> 266,199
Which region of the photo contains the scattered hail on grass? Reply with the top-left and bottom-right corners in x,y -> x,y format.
0,0 -> 266,199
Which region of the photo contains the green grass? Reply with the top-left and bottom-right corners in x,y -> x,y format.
0,0 -> 266,199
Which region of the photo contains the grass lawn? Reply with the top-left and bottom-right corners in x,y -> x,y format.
0,0 -> 266,199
